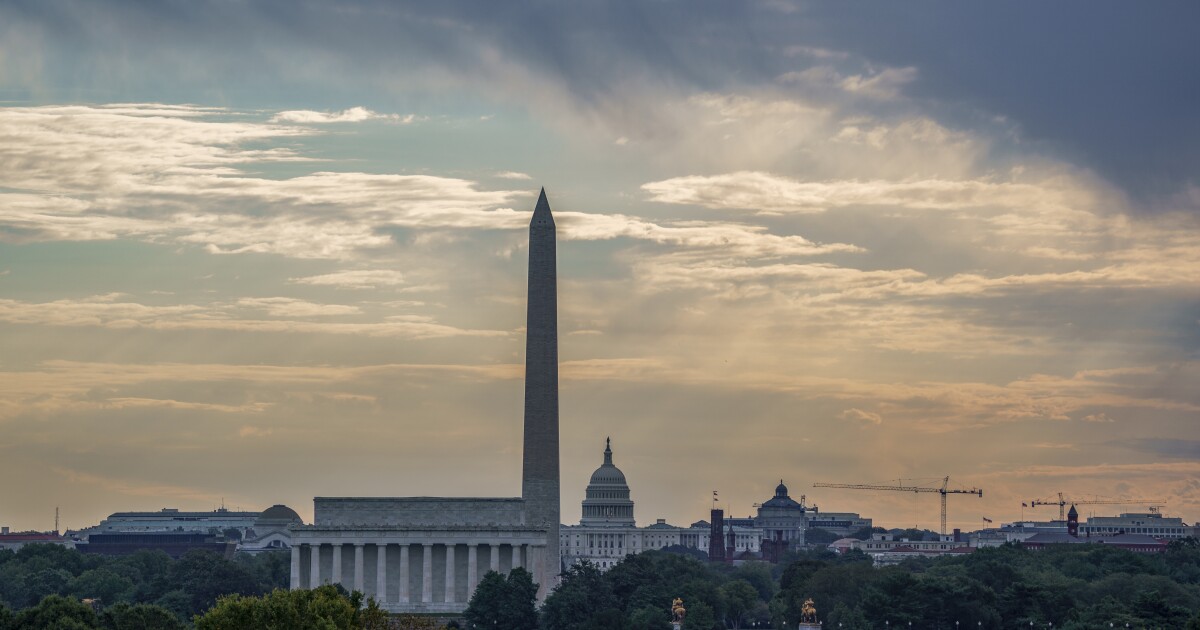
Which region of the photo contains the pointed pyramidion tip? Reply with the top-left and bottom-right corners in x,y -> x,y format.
531,186 -> 554,226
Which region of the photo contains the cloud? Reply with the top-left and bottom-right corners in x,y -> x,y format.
290,270 -> 406,289
838,408 -> 882,425
838,66 -> 918,99
235,297 -> 362,317
270,107 -> 414,124
0,295 -> 504,340
495,171 -> 532,180
642,170 -> 1098,216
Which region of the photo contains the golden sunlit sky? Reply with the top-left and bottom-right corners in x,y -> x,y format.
1,1 -> 1198,533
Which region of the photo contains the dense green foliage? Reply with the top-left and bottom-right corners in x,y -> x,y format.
5,540 -> 1200,628
770,539 -> 1200,629
540,552 -> 775,630
462,568 -> 538,630
193,584 -> 388,629
535,541 -> 1200,630
0,545 -> 288,623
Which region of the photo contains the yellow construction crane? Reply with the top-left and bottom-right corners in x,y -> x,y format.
813,476 -> 982,535
1028,492 -> 1165,521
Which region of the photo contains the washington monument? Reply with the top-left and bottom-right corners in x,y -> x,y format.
523,188 -> 560,593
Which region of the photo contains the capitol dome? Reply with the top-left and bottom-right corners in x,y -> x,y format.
580,438 -> 635,527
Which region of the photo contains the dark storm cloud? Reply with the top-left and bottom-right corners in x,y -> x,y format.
795,1 -> 1200,201
7,0 -> 1195,202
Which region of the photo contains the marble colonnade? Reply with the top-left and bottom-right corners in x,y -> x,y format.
289,533 -> 546,614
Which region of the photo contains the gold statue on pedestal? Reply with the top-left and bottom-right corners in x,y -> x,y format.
671,597 -> 687,623
800,598 -> 817,624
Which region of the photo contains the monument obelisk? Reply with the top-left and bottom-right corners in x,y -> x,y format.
522,188 -> 560,597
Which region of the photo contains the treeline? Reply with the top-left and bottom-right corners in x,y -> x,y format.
468,539 -> 1200,629
4,539 -> 1200,629
0,544 -> 289,624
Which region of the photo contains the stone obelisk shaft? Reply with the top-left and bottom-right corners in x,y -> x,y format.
522,188 -> 559,597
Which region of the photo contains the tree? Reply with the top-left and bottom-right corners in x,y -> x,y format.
98,602 -> 185,630
628,607 -> 670,630
541,562 -> 620,630
168,550 -> 263,616
683,601 -> 716,630
392,615 -> 444,630
193,585 -> 387,630
463,568 -> 538,630
730,562 -> 776,601
826,602 -> 870,630
11,594 -> 98,630
717,580 -> 757,629
69,568 -> 135,605
804,528 -> 841,545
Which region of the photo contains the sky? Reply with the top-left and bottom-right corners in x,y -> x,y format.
1,0 -> 1198,534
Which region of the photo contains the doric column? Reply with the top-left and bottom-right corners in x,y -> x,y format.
353,544 -> 365,593
511,544 -> 521,570
309,544 -> 321,587
400,545 -> 410,603
290,545 -> 301,589
421,543 -> 433,603
467,544 -> 479,595
445,544 -> 456,603
375,544 -> 387,603
331,544 -> 343,585
490,545 -> 499,572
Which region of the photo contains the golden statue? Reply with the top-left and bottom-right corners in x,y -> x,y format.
800,598 -> 817,623
671,597 -> 687,623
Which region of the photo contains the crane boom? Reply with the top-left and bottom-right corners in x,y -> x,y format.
1028,492 -> 1166,520
813,476 -> 983,534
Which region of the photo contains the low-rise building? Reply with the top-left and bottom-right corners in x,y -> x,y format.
970,520 -> 1068,548
846,533 -> 974,565
76,532 -> 235,558
1079,512 -> 1190,539
84,507 -> 260,537
1022,532 -> 1167,553
0,529 -> 74,552
807,512 -> 872,537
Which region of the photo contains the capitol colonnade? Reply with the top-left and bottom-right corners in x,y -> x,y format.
289,529 -> 547,613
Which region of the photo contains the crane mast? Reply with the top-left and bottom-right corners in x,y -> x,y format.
813,476 -> 983,535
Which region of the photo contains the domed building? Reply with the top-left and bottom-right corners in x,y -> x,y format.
560,439 -> 761,571
240,504 -> 303,554
580,438 -> 635,527
753,481 -> 810,562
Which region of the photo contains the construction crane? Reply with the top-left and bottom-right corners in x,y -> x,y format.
813,476 -> 982,535
1028,492 -> 1166,521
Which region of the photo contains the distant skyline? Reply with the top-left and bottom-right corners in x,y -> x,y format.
1,1 -> 1198,533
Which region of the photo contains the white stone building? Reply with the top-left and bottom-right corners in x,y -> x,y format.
240,505 -> 304,554
1079,511 -> 1191,539
83,507 -> 260,537
806,512 -> 873,537
847,533 -> 974,565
